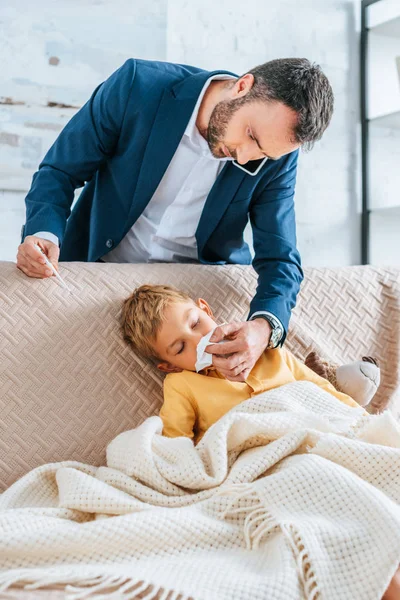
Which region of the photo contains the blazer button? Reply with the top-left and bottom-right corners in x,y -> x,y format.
106,239 -> 114,248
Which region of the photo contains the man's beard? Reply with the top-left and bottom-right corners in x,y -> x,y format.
205,96 -> 249,159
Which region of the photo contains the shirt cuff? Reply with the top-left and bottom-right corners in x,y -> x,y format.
33,231 -> 60,247
249,311 -> 284,330
249,311 -> 285,347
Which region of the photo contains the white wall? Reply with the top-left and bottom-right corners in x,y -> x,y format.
2,0 -> 396,267
0,0 -> 167,261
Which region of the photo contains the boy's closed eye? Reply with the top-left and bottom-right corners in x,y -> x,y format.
176,318 -> 200,355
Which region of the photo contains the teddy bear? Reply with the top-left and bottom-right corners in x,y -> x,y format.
305,352 -> 381,407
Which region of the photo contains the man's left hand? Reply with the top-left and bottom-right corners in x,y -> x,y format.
205,318 -> 272,382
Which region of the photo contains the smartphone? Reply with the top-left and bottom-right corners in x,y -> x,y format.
232,156 -> 269,176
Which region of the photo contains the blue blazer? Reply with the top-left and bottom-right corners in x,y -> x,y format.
21,58 -> 303,340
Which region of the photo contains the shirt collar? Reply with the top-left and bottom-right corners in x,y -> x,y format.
184,74 -> 236,160
199,365 -> 219,376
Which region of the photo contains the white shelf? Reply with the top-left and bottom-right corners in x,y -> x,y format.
365,1 -> 400,266
369,109 -> 400,128
369,206 -> 400,267
368,0 -> 400,37
367,33 -> 400,121
369,123 -> 400,211
369,204 -> 400,216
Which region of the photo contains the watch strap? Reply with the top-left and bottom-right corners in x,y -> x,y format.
249,312 -> 284,349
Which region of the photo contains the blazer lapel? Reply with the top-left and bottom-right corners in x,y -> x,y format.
196,161 -> 247,255
125,67 -> 238,234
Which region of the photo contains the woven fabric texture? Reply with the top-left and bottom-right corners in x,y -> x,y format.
0,261 -> 399,496
0,381 -> 400,600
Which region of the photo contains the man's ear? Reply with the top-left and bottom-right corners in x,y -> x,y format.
197,298 -> 214,318
234,73 -> 254,98
157,362 -> 183,374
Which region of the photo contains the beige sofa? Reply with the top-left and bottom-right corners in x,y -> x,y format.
0,260 -> 399,599
0,261 -> 399,497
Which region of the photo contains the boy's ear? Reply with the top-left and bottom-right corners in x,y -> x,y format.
157,362 -> 183,374
197,297 -> 214,317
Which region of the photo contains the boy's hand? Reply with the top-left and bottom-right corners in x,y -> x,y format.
16,236 -> 60,279
205,318 -> 272,382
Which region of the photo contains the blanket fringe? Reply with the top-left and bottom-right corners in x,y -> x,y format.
281,523 -> 320,600
217,482 -> 253,497
217,486 -> 278,550
216,483 -> 259,511
0,569 -> 193,600
217,485 -> 321,600
66,578 -> 190,600
66,575 -> 131,599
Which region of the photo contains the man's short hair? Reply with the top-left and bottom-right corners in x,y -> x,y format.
121,284 -> 193,360
243,57 -> 334,151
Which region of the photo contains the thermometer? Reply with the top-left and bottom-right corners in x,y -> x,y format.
34,243 -> 74,294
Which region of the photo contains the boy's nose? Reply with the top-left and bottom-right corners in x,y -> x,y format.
193,332 -> 205,346
192,328 -> 212,348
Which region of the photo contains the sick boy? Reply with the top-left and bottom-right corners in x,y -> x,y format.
121,284 -> 361,445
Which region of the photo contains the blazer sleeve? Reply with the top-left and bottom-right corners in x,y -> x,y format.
22,59 -> 137,245
159,374 -> 198,440
248,149 -> 304,345
281,347 -> 361,408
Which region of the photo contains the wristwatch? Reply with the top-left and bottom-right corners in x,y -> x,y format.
252,313 -> 284,349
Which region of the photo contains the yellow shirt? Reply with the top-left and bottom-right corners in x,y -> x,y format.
159,346 -> 360,445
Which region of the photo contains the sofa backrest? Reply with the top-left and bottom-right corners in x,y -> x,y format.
0,261 -> 399,491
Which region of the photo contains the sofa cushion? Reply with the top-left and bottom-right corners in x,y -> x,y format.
0,261 -> 399,491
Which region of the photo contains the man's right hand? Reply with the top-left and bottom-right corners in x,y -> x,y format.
16,236 -> 60,279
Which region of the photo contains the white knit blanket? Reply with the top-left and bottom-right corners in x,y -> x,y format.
1,381 -> 400,600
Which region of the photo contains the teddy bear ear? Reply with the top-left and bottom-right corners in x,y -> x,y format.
304,351 -> 320,368
362,356 -> 380,368
305,352 -> 330,379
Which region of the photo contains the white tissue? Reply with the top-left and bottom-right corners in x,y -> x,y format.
195,328 -> 227,373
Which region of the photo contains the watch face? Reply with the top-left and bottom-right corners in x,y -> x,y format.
269,327 -> 282,348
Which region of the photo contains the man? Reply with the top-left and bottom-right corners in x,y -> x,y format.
17,57 -> 334,381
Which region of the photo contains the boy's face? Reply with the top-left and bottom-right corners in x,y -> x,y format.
153,299 -> 217,373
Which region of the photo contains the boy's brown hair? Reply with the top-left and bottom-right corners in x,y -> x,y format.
121,284 -> 193,360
